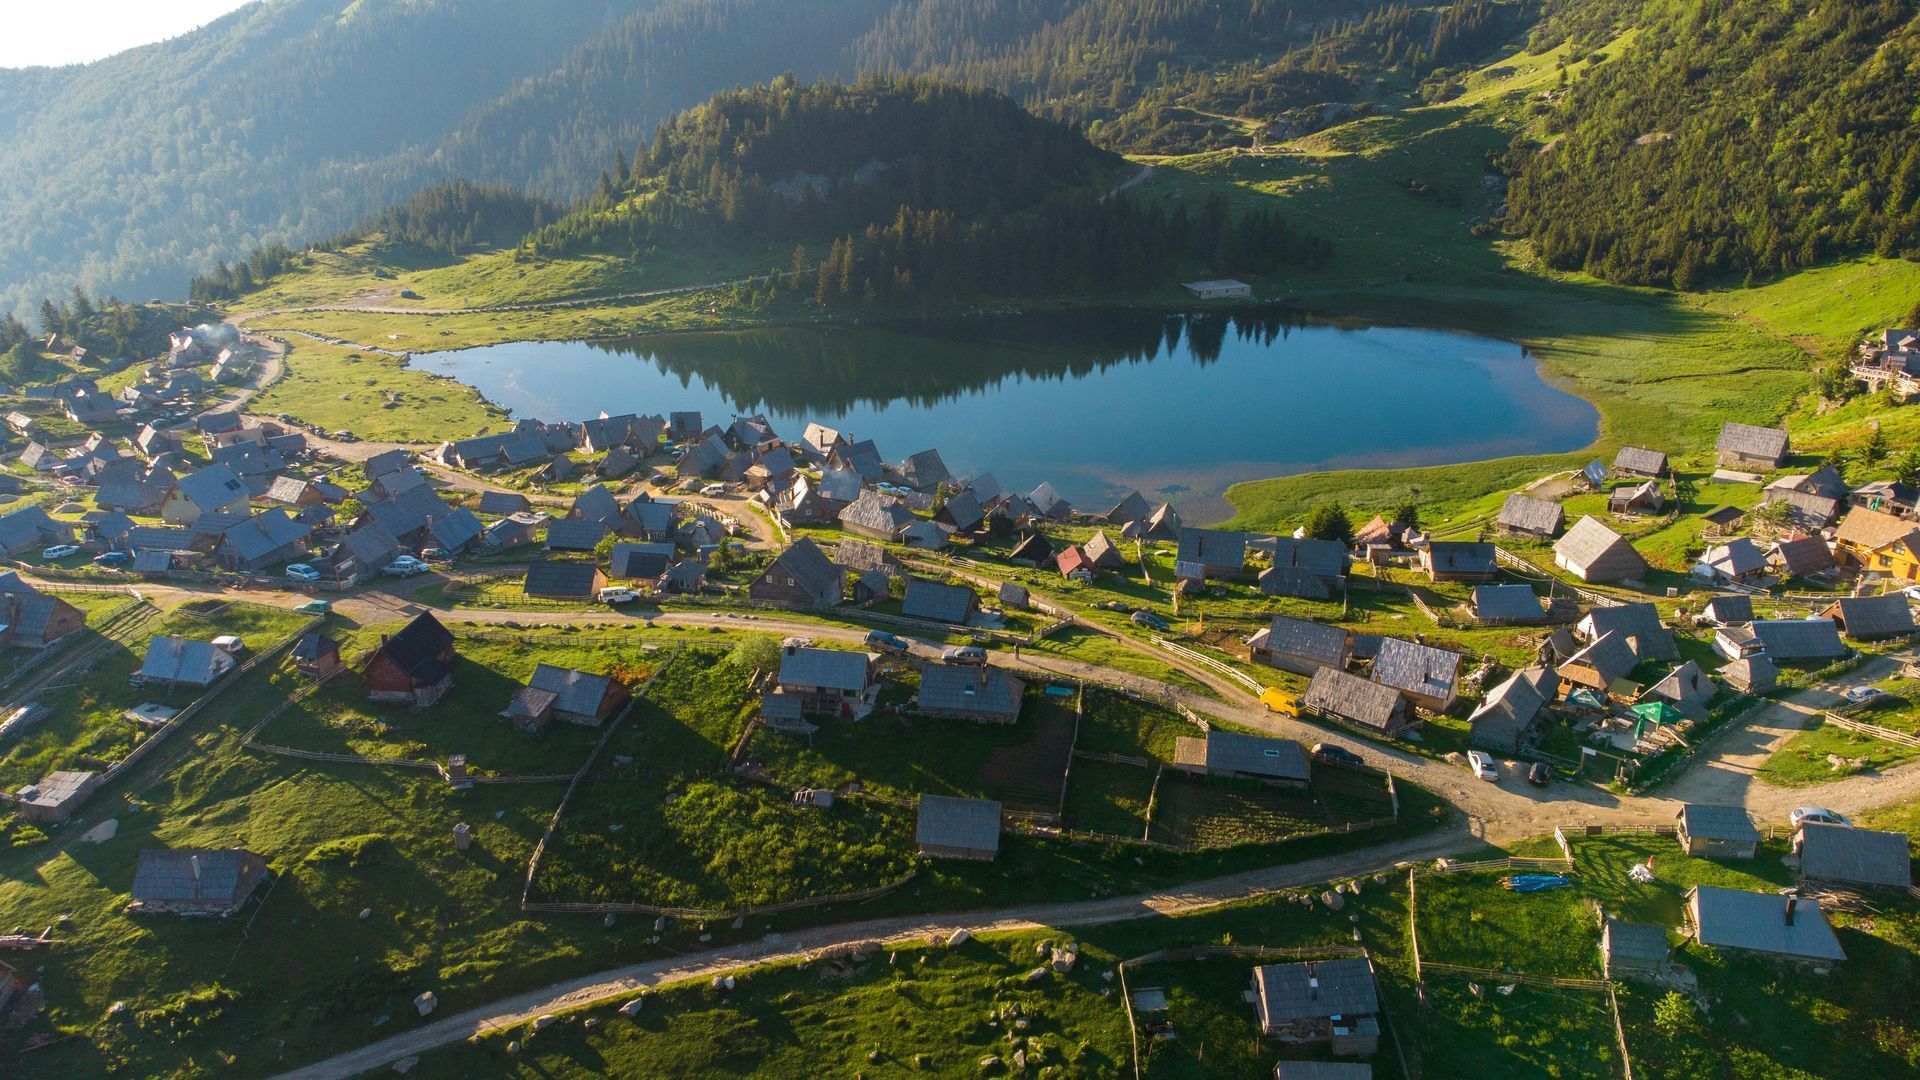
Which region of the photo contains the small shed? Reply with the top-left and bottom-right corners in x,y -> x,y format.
1496,492 -> 1565,538
1601,917 -> 1672,980
915,794 -> 1001,860
13,769 -> 101,823
1676,804 -> 1761,859
292,632 -> 343,679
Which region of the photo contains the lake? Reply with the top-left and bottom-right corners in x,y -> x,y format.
414,310 -> 1597,521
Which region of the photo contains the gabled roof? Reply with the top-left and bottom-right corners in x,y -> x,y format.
1689,886 -> 1844,960
899,449 -> 950,490
220,510 -> 309,563
1473,583 -> 1545,622
1028,482 -> 1070,518
917,664 -> 1024,718
1797,822 -> 1910,887
172,463 -> 248,511
527,664 -> 617,718
1823,593 -> 1915,639
1612,446 -> 1667,475
915,794 -> 1001,853
477,491 -> 531,516
130,848 -> 267,905
1007,532 -> 1054,565
1580,602 -> 1678,661
1304,666 -> 1406,731
1771,535 -> 1835,576
1720,653 -> 1778,692
778,647 -> 872,693
818,467 -> 863,503
1554,516 -> 1647,580
340,522 -> 400,568
1468,667 -> 1559,748
140,636 -> 231,685
767,537 -> 843,599
1834,506 -> 1918,551
936,489 -> 984,532
1680,804 -> 1759,844
1701,538 -> 1768,578
1253,957 -> 1378,1024
571,485 -> 623,527
838,490 -> 915,537
901,578 -> 977,624
545,517 -> 609,551
428,508 -> 484,552
1647,660 -> 1716,717
1560,629 -> 1638,686
1498,492 -> 1564,534
1424,541 -> 1497,576
369,612 -> 454,683
610,542 -> 677,580
1177,527 -> 1246,569
1194,729 -> 1309,781
1250,615 -> 1348,667
1716,422 -> 1789,460
1370,637 -> 1461,701
365,484 -> 452,538
523,561 -> 601,598
1105,489 -> 1151,525
1699,595 -> 1754,625
831,439 -> 884,481
1749,618 -> 1846,660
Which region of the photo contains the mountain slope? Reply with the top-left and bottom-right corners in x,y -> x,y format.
1504,0 -> 1920,287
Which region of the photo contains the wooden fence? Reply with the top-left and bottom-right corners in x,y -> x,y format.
96,615 -> 321,787
1149,635 -> 1261,695
1411,855 -> 1572,879
1822,711 -> 1920,749
1415,962 -> 1611,992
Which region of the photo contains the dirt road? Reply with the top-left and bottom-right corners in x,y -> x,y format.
268,827 -> 1469,1080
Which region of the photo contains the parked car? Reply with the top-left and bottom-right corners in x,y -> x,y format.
865,630 -> 910,654
293,599 -> 332,615
941,645 -> 988,665
1467,750 -> 1499,782
211,635 -> 245,654
418,547 -> 449,562
1311,743 -> 1364,768
1790,806 -> 1851,829
1130,610 -> 1169,631
382,555 -> 428,577
1527,761 -> 1551,787
1843,686 -> 1886,705
40,544 -> 79,561
700,483 -> 727,496
93,551 -> 131,568
597,587 -> 640,605
285,563 -> 322,582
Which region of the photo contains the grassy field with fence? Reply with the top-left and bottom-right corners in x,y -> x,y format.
253,623 -> 667,777
0,599 -> 309,790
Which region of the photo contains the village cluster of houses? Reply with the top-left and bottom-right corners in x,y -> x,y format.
1851,326 -> 1920,400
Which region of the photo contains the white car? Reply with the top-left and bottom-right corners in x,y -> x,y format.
1467,750 -> 1500,782
1843,686 -> 1886,705
40,544 -> 79,560
700,483 -> 727,496
285,563 -> 321,582
1790,806 -> 1851,829
597,587 -> 640,605
382,556 -> 429,577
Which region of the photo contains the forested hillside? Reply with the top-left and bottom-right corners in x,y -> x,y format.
0,0 -> 1389,320
1504,0 -> 1920,288
527,77 -> 1327,309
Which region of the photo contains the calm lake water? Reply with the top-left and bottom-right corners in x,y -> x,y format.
415,310 -> 1596,521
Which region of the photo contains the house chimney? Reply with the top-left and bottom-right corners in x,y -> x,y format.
189,853 -> 202,898
1783,895 -> 1797,926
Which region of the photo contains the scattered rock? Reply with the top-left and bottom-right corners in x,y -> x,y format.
413,992 -> 437,1017
978,1055 -> 1001,1070
583,1018 -> 599,1032
1012,1049 -> 1027,1069
80,819 -> 117,843
1024,967 -> 1049,985
619,997 -> 644,1019
506,1042 -> 520,1057
106,1001 -> 128,1018
359,908 -> 373,920
947,929 -> 972,947
373,1014 -> 390,1028
698,933 -> 713,943
1013,1018 -> 1030,1031
730,915 -> 744,930
533,1015 -> 557,1031
392,1056 -> 419,1074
